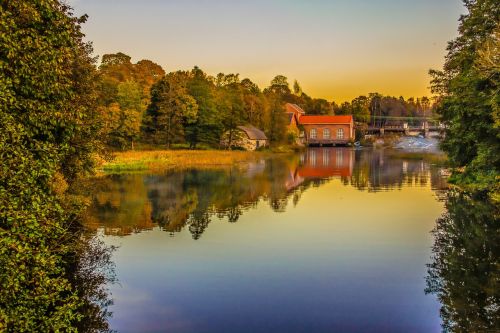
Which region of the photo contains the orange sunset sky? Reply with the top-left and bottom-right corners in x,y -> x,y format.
69,0 -> 465,103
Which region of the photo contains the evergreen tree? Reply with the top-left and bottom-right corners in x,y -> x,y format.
143,72 -> 198,147
185,67 -> 221,148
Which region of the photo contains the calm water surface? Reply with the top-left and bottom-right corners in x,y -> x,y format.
86,148 -> 453,333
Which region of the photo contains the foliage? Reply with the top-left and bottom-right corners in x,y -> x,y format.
143,71 -> 198,147
335,94 -> 436,126
100,81 -> 144,149
100,149 -> 261,174
430,0 -> 499,197
0,1 -> 111,331
185,67 -> 221,148
426,191 -> 499,332
97,52 -> 165,149
142,70 -> 293,147
85,60 -> 438,150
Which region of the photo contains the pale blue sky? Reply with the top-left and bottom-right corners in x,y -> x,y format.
69,0 -> 465,102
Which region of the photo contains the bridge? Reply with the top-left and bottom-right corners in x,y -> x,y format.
357,116 -> 442,137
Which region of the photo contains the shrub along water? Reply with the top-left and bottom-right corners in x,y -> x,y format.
0,1 -> 112,332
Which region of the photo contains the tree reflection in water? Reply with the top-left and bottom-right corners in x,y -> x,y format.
86,149 -> 448,240
83,149 -> 466,331
426,191 -> 499,332
70,235 -> 116,333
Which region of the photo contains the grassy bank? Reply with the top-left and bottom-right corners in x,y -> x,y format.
99,149 -> 267,174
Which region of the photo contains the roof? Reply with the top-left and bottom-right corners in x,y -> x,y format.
299,115 -> 353,125
237,125 -> 268,140
285,103 -> 305,115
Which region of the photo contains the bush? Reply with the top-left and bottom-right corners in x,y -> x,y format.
0,1 -> 111,331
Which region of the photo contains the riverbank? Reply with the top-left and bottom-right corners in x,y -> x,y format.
98,150 -> 269,174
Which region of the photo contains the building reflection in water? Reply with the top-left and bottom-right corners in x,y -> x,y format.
81,148 -> 499,332
85,148 -> 448,239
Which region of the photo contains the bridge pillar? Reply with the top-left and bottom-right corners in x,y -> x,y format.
379,128 -> 385,136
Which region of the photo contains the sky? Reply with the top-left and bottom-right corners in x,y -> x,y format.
69,0 -> 465,103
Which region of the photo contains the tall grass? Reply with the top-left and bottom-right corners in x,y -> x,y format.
99,150 -> 264,174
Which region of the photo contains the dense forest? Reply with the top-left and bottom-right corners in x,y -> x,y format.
96,52 -> 437,149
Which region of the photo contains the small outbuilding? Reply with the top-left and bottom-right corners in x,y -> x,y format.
221,125 -> 268,151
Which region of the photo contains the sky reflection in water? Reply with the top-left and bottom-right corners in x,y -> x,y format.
86,148 -> 449,333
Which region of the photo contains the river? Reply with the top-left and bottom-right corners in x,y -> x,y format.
83,148 -> 498,333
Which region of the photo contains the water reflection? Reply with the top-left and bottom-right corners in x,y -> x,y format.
70,235 -> 115,333
84,148 -> 471,332
426,192 -> 499,332
86,148 -> 447,239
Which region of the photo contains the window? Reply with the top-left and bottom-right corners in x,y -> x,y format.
310,128 -> 317,139
337,128 -> 344,139
256,140 -> 260,148
323,128 -> 330,139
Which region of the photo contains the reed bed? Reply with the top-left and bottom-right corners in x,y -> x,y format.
100,149 -> 263,174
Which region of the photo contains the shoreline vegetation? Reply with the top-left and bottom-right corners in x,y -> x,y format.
99,149 -> 268,174
97,140 -> 449,175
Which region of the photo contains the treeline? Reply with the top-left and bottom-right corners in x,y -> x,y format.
97,55 -> 294,149
334,94 -> 435,126
97,53 -> 436,149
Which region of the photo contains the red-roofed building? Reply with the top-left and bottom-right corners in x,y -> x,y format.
285,103 -> 306,118
299,115 -> 354,146
285,103 -> 304,140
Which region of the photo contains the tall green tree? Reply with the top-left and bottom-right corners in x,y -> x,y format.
0,0 -> 111,331
216,74 -> 245,148
266,75 -> 292,97
185,67 -> 221,148
293,80 -> 303,96
350,96 -> 371,123
262,76 -> 291,143
267,95 -> 287,143
430,0 -> 499,197
143,72 -> 198,147
241,78 -> 267,129
111,81 -> 144,149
